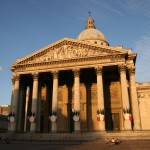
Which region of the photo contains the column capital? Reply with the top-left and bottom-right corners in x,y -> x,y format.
11,75 -> 16,84
72,68 -> 80,77
32,72 -> 39,80
118,64 -> 126,73
95,66 -> 103,75
52,70 -> 59,79
128,66 -> 135,75
13,73 -> 20,81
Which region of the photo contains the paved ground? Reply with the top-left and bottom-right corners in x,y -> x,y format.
0,140 -> 150,150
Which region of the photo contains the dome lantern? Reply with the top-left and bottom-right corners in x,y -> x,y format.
85,17 -> 96,29
77,16 -> 109,46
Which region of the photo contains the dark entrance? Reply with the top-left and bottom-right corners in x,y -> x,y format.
40,112 -> 44,132
112,113 -> 120,131
68,106 -> 74,133
105,111 -> 120,131
105,109 -> 113,131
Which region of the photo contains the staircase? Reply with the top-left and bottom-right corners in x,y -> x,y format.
3,131 -> 150,143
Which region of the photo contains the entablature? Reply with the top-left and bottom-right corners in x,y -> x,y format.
11,54 -> 126,73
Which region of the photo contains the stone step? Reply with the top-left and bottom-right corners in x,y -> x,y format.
2,131 -> 150,142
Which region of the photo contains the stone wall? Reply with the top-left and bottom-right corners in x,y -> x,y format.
136,83 -> 150,130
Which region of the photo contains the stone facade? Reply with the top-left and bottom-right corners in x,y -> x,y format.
9,17 -> 150,133
136,83 -> 150,130
0,105 -> 10,115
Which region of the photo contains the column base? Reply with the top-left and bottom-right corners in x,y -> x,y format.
51,122 -> 57,132
30,123 -> 36,132
74,121 -> 80,132
124,120 -> 132,131
9,123 -> 16,132
98,121 -> 105,131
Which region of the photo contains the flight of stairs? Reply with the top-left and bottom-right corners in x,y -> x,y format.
3,131 -> 150,143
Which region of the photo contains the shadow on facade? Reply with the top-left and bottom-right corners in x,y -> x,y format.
11,67 -> 122,134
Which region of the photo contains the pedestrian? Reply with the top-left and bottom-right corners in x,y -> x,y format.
111,138 -> 115,145
115,139 -> 121,144
104,138 -> 110,144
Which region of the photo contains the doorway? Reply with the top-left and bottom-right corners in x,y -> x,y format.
105,111 -> 120,131
112,113 -> 120,131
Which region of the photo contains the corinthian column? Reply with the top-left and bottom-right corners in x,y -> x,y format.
10,76 -> 15,115
24,87 -> 29,132
128,66 -> 141,130
118,64 -> 131,130
30,72 -> 39,132
73,68 -> 80,132
9,74 -> 20,132
95,66 -> 105,131
51,70 -> 59,132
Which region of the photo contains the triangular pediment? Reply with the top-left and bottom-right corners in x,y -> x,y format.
12,38 -> 128,67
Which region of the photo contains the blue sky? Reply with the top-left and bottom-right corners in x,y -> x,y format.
0,0 -> 150,105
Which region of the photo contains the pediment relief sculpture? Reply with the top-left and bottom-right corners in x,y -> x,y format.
34,45 -> 109,62
19,45 -> 122,65
11,38 -> 129,67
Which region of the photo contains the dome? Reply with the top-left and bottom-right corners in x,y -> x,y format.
77,17 -> 109,46
77,28 -> 107,42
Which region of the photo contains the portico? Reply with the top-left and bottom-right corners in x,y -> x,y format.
9,17 -> 142,133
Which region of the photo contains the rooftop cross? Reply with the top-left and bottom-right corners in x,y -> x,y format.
88,11 -> 91,17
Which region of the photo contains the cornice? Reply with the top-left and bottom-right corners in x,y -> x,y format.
127,53 -> 137,64
12,53 -> 126,71
136,82 -> 150,90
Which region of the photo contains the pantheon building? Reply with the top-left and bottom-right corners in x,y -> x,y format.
9,17 -> 150,133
